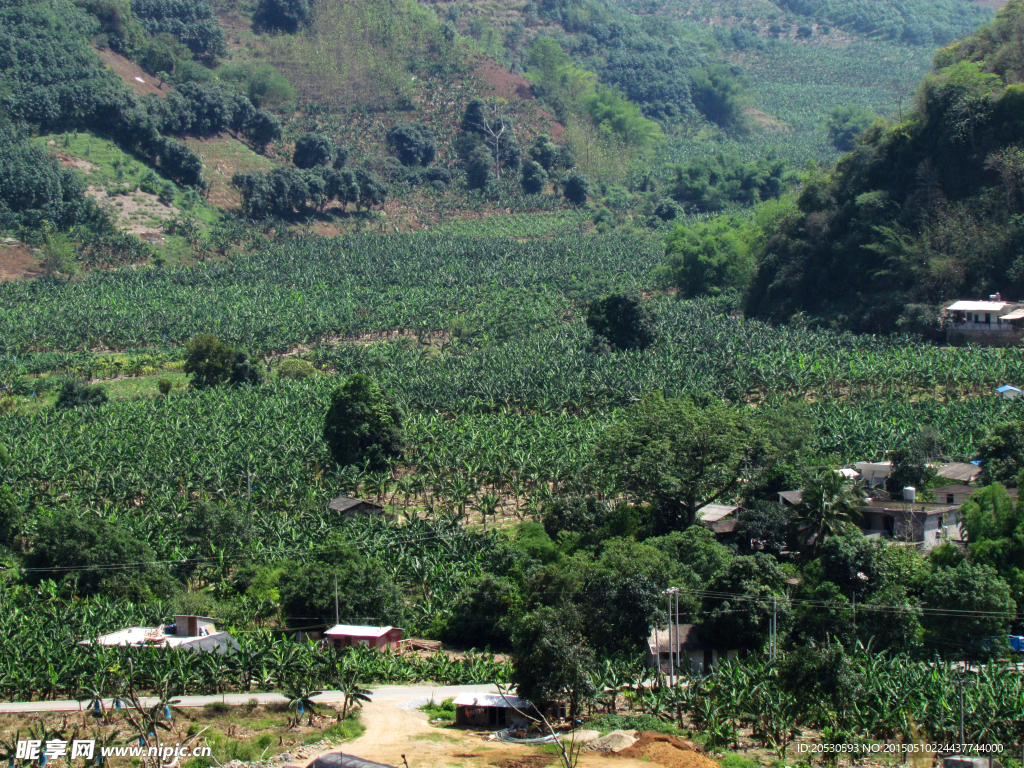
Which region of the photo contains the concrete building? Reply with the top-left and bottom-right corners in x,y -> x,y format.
79,615 -> 239,654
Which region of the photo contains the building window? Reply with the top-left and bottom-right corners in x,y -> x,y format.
947,494 -> 955,504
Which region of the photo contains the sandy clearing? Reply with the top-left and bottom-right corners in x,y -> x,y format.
320,694 -> 669,768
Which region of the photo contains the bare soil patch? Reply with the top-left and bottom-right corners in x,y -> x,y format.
86,185 -> 179,236
95,48 -> 169,98
495,757 -> 556,768
474,58 -> 564,141
744,107 -> 789,132
0,244 -> 40,282
610,732 -> 717,768
54,152 -> 98,172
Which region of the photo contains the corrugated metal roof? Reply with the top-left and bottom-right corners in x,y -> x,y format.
935,462 -> 982,483
778,490 -> 803,505
1001,309 -> 1024,320
997,385 -> 1022,392
451,693 -> 530,709
324,624 -> 395,637
327,495 -> 383,512
698,504 -> 739,522
946,301 -> 1009,312
647,624 -> 705,653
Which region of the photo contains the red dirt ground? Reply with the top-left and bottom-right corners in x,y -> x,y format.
95,48 -> 169,99
0,244 -> 40,282
610,732 -> 719,768
474,58 -> 564,140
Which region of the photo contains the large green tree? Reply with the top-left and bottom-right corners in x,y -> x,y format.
976,422 -> 1024,485
23,515 -> 174,600
701,553 -> 791,651
593,394 -> 759,529
322,375 -> 405,471
959,483 -> 1024,613
510,605 -> 595,715
183,333 -> 235,389
278,543 -> 403,628
922,561 -> 1015,658
585,293 -> 655,351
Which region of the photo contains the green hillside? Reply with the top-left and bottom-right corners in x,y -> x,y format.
3,0 -> 1024,750
745,0 -> 1024,332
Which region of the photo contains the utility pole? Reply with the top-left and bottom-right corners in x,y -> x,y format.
674,589 -> 680,679
334,574 -> 339,627
954,672 -> 976,751
653,624 -> 661,686
667,590 -> 675,686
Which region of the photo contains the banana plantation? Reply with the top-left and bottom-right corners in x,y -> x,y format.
1,580 -> 1022,760
2,231 -> 1024,762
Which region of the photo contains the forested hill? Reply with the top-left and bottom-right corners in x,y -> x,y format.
745,0 -> 1024,334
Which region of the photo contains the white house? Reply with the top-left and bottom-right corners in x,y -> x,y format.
79,615 -> 239,654
945,298 -> 1024,346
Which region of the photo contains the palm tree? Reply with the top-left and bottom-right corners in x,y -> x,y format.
791,471 -> 863,555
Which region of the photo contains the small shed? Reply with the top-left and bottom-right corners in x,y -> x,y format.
327,496 -> 385,517
701,517 -> 740,543
997,384 -> 1022,400
646,623 -> 737,675
452,692 -> 532,728
324,624 -> 403,650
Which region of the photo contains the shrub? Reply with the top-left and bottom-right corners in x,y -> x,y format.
521,160 -> 547,194
277,358 -> 318,379
55,380 -> 109,409
157,378 -> 173,395
292,132 -> 334,169
563,172 -> 589,205
387,123 -> 436,167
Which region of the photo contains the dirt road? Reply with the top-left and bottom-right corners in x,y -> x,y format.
333,692 -> 676,768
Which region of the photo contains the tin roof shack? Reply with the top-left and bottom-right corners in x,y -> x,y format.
79,615 -> 239,654
452,693 -> 532,729
327,495 -> 388,518
324,624 -> 403,650
945,299 -> 1024,346
697,504 -> 740,543
646,624 -> 737,676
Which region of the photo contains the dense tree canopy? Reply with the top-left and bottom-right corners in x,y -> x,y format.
594,394 -> 760,529
323,375 -> 406,471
